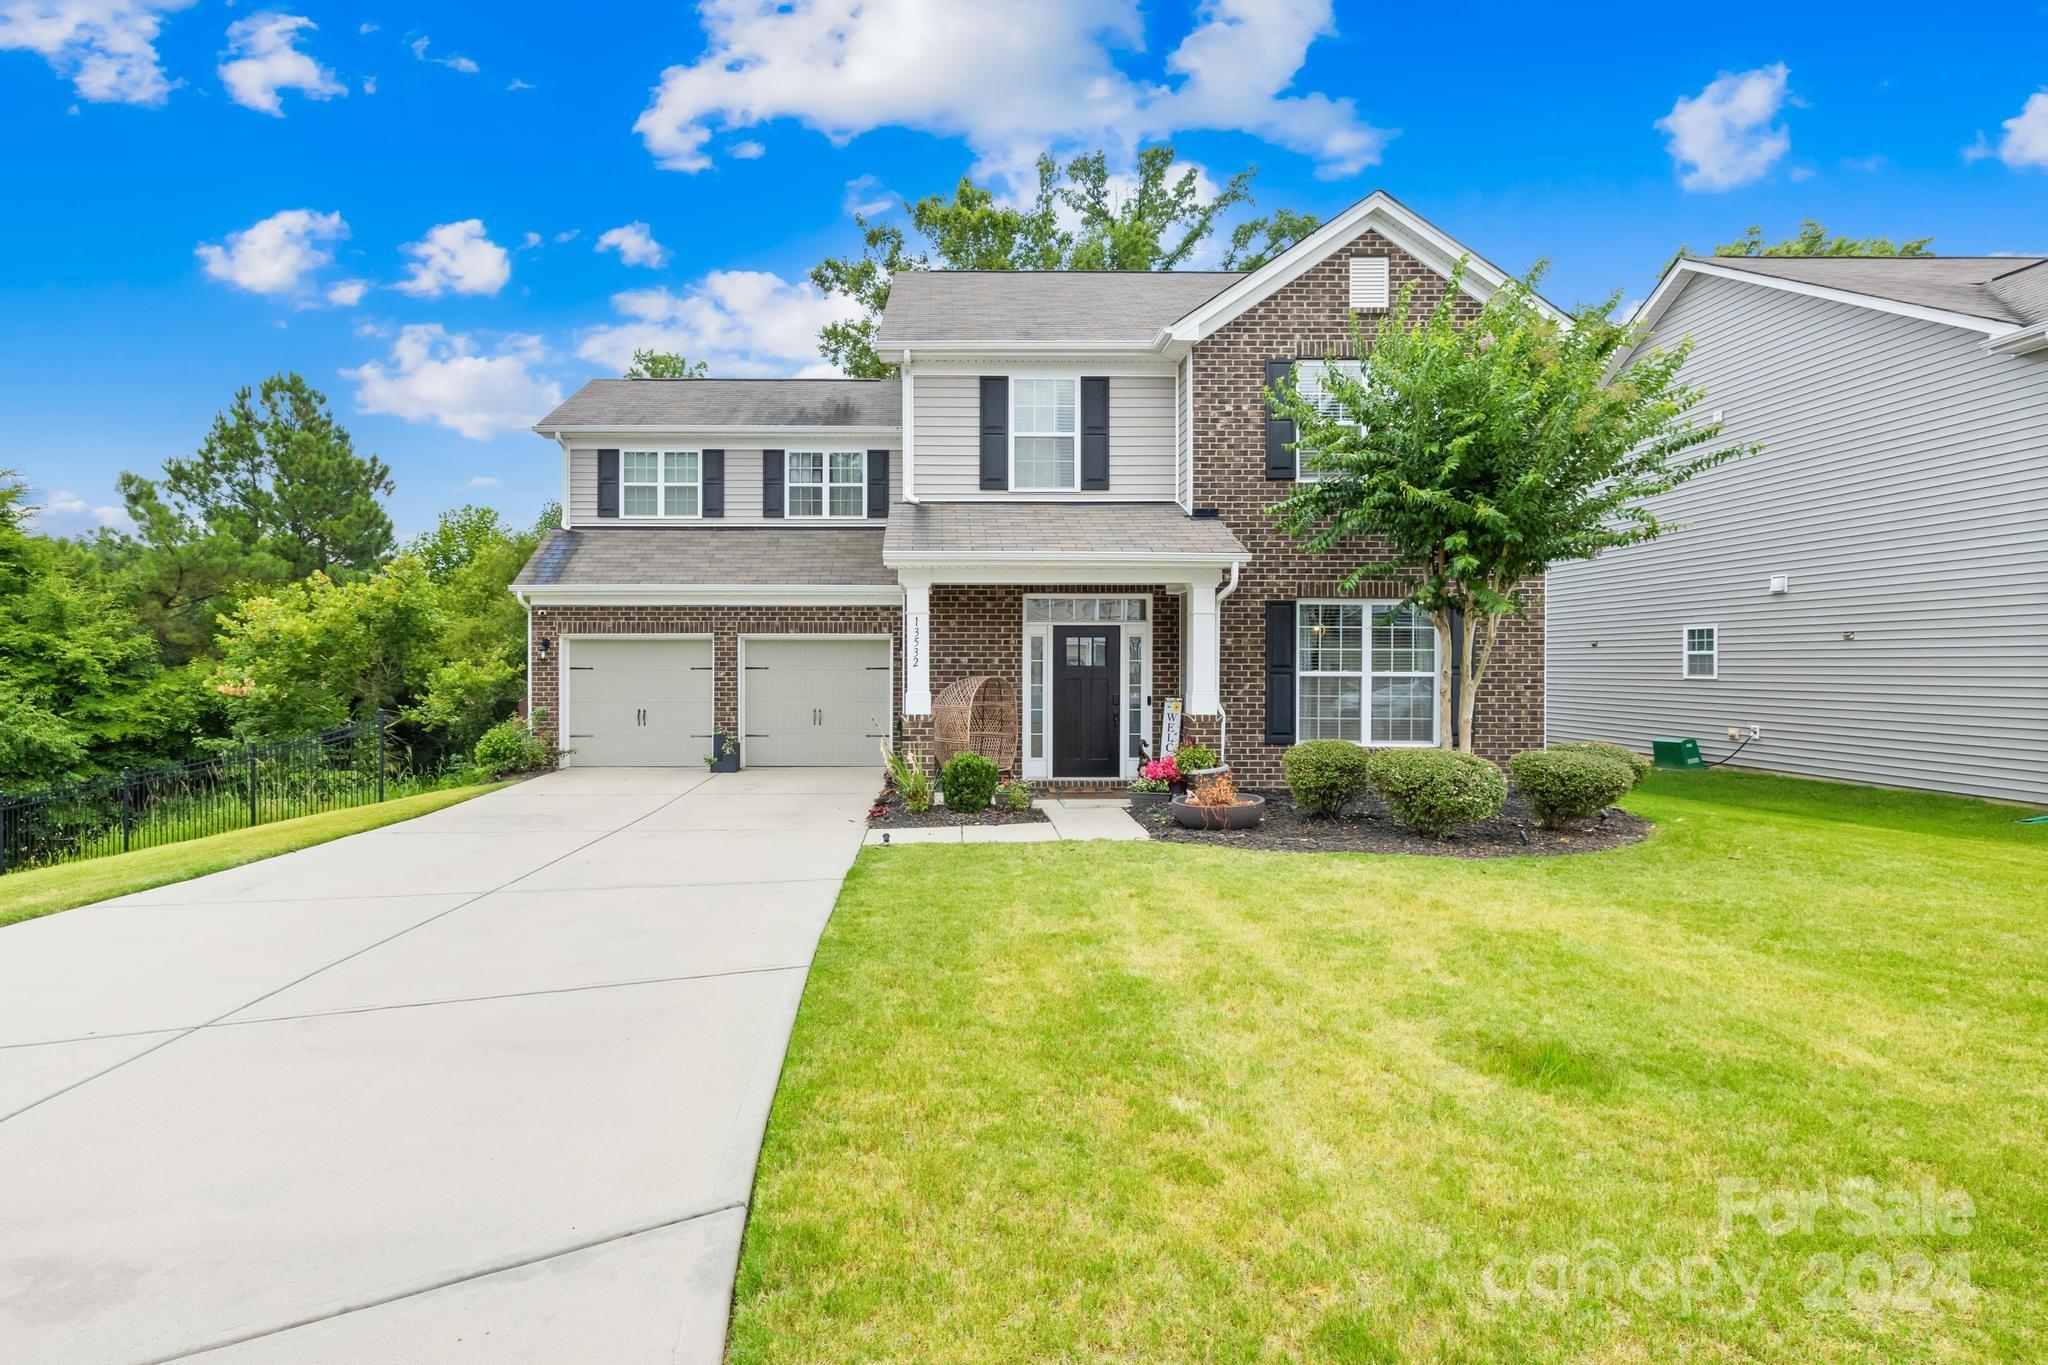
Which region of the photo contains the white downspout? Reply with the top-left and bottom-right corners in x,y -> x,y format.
901,351 -> 918,504
1214,559 -> 1241,763
553,432 -> 573,529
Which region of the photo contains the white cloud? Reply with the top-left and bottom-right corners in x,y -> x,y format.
36,488 -> 132,532
344,325 -> 561,439
361,74 -> 374,94
326,277 -> 369,306
1787,164 -> 1815,183
595,221 -> 668,269
1986,91 -> 2048,170
409,34 -> 476,73
1840,153 -> 1886,173
466,475 -> 501,487
506,77 -> 533,91
576,270 -> 861,377
357,21 -> 376,34
729,138 -> 765,159
217,12 -> 343,115
0,0 -> 195,104
196,208 -> 347,295
632,0 -> 1388,184
842,173 -> 893,217
1656,64 -> 1792,191
394,219 -> 510,297
519,230 -> 543,249
551,229 -> 579,244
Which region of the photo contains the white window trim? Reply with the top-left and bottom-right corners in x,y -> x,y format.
1682,624 -> 1719,680
1295,599 -> 1441,748
1294,358 -> 1364,484
1009,374 -> 1082,493
785,448 -> 868,519
1018,595 -> 1150,781
619,448 -> 703,520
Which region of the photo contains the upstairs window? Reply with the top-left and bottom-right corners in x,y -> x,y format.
788,450 -> 866,518
1012,376 -> 1078,490
622,450 -> 699,517
1683,625 -> 1718,679
1293,358 -> 1365,482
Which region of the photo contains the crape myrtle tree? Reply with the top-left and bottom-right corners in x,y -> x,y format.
812,145 -> 1321,378
1268,261 -> 1758,752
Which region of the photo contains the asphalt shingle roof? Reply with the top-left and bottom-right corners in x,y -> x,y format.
514,527 -> 893,587
883,502 -> 1248,560
1692,255 -> 2048,326
534,379 -> 900,431
875,270 -> 1243,345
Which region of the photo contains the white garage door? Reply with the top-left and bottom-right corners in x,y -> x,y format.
564,638 -> 715,767
743,637 -> 892,767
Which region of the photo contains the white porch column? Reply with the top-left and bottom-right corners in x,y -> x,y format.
902,576 -> 932,715
1186,569 -> 1223,715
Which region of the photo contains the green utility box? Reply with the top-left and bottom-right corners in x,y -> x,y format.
1653,737 -> 1705,770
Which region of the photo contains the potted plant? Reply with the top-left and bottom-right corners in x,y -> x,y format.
1171,766 -> 1266,831
704,730 -> 741,773
1131,755 -> 1178,810
1171,742 -> 1223,790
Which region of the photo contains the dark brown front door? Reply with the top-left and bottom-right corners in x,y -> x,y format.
1053,626 -> 1120,777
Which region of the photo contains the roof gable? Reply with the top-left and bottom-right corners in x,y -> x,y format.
1160,190 -> 1566,343
1637,256 -> 2045,340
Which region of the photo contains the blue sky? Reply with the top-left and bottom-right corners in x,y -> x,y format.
4,0 -> 2044,538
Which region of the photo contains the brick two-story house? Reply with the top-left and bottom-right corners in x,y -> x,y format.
515,192 -> 1555,784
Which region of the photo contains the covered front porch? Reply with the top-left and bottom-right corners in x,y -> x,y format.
884,504 -> 1249,783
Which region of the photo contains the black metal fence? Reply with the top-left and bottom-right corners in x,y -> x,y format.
0,715 -> 391,876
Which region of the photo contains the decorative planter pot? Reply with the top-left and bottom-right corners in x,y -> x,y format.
707,734 -> 741,773
1170,792 -> 1266,830
1185,764 -> 1232,783
1129,789 -> 1171,812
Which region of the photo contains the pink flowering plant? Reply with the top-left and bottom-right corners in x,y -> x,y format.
1133,753 -> 1181,792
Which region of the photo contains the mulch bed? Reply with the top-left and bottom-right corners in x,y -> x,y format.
1139,789 -> 1651,858
867,788 -> 1051,828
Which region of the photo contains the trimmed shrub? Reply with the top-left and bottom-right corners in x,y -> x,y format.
1508,748 -> 1635,828
1367,748 -> 1507,838
1554,740 -> 1651,790
941,751 -> 1000,814
472,715 -> 552,779
1174,742 -> 1219,772
1282,739 -> 1375,817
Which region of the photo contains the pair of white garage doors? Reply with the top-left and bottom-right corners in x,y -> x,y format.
562,637 -> 890,768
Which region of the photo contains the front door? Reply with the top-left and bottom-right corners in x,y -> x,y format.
1053,626 -> 1120,777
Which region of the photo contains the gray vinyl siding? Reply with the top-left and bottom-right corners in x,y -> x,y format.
1545,273 -> 2048,804
912,372 -> 1179,499
569,446 -> 900,525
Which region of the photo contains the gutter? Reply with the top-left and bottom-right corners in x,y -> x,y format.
1986,321 -> 2048,356
1213,560 -> 1240,765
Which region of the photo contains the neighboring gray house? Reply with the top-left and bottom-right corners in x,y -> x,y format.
1547,254 -> 2048,804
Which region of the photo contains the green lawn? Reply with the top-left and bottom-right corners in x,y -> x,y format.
730,770 -> 2046,1361
0,783 -> 503,927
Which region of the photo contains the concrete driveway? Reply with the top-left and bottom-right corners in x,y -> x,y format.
0,767 -> 874,1363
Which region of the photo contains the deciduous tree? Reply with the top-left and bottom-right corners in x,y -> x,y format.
1269,264 -> 1757,751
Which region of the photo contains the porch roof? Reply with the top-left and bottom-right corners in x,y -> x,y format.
514,526 -> 893,587
882,502 -> 1249,568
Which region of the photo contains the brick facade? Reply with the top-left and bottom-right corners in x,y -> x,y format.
1190,227 -> 1545,784
526,605 -> 903,752
902,585 -> 1183,774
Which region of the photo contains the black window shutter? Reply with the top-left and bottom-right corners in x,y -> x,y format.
762,449 -> 784,518
1081,376 -> 1109,491
866,449 -> 889,519
1265,600 -> 1297,745
979,376 -> 1008,490
1263,360 -> 1297,481
596,449 -> 620,518
702,449 -> 724,518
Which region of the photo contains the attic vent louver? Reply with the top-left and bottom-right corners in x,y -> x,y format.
1349,257 -> 1390,310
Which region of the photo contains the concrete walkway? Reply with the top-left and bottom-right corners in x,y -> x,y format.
0,767 -> 873,1364
862,797 -> 1149,845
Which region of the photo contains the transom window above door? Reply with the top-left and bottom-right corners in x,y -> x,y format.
622,450 -> 700,517
1012,376 -> 1078,490
787,450 -> 865,518
1298,602 -> 1438,745
1025,597 -> 1147,622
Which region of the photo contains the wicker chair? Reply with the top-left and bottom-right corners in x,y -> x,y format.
932,675 -> 1020,775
